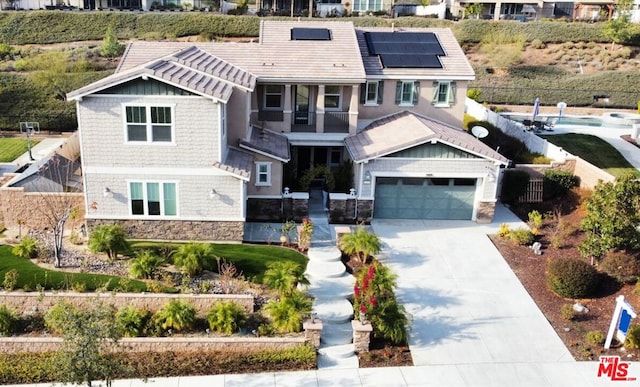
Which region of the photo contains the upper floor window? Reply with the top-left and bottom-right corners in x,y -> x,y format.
353,0 -> 382,12
130,181 -> 177,216
264,85 -> 284,110
256,162 -> 271,186
395,81 -> 420,106
125,105 -> 173,143
432,81 -> 457,106
324,85 -> 341,110
360,81 -> 384,105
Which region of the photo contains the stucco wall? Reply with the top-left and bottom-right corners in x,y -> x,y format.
358,80 -> 467,128
246,154 -> 283,197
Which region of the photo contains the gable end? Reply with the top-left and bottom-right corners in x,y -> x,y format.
98,78 -> 197,96
386,142 -> 480,159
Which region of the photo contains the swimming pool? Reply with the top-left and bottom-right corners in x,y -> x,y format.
500,113 -> 618,128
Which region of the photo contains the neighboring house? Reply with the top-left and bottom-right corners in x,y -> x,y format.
68,20 -> 507,242
4,153 -> 82,193
449,0 -> 614,21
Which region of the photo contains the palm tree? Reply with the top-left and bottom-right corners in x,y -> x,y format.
88,224 -> 129,261
172,242 -> 214,276
372,298 -> 409,345
264,290 -> 313,333
339,226 -> 381,264
263,262 -> 309,296
129,250 -> 165,279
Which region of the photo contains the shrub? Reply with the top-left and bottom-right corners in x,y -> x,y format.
530,38 -> 545,49
263,261 -> 308,297
500,170 -> 530,203
11,236 -> 40,259
585,330 -> 605,346
339,225 -> 381,264
88,224 -> 129,261
599,251 -> 640,284
528,210 -> 543,229
129,250 -> 165,279
153,300 -> 196,333
0,304 -> 18,336
44,300 -> 80,335
206,302 -> 247,335
2,269 -> 19,291
497,223 -> 511,238
624,324 -> 640,349
467,88 -> 482,102
546,258 -> 600,299
116,306 -> 150,337
172,242 -> 214,276
543,169 -> 577,199
264,290 -> 313,334
560,304 -> 575,320
508,228 -> 535,246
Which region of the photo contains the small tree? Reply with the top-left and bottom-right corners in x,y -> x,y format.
100,25 -> 125,58
580,175 -> 640,262
88,224 -> 129,261
53,301 -> 126,387
339,226 -> 381,264
603,0 -> 635,50
463,3 -> 483,19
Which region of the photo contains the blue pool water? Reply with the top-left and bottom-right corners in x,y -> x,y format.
501,114 -> 603,127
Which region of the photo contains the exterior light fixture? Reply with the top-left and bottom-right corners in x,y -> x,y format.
209,188 -> 219,199
103,187 -> 112,198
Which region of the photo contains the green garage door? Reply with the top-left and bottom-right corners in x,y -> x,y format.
374,177 -> 477,220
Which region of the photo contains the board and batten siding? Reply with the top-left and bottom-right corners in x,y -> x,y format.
78,95 -> 220,168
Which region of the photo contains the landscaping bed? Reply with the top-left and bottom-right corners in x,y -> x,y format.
493,195 -> 640,361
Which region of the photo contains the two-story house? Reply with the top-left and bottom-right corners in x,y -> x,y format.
68,20 -> 507,242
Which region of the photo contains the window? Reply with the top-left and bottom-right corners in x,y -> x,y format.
330,148 -> 342,166
221,104 -> 227,138
125,105 -> 173,143
395,81 -> 420,106
256,162 -> 271,186
264,85 -> 284,109
360,81 -> 384,105
353,0 -> 382,12
324,85 -> 341,110
432,81 -> 457,106
129,182 -> 177,216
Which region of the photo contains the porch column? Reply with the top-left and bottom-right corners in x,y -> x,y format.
349,85 -> 359,134
316,85 -> 325,133
283,85 -> 292,133
494,2 -> 501,20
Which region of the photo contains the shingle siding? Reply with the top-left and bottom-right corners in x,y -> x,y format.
79,95 -> 220,167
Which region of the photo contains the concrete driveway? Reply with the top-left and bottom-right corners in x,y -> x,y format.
371,204 -> 574,367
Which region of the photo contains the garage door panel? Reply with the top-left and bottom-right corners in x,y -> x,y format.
374,177 -> 476,220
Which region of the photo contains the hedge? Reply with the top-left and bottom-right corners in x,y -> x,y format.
0,13 -> 629,45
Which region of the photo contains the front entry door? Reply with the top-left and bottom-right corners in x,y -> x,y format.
294,85 -> 310,125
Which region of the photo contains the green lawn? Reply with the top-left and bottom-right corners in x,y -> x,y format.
0,245 -> 148,292
130,242 -> 308,283
0,138 -> 40,162
540,133 -> 640,179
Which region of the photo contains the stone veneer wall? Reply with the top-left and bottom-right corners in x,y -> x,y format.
87,219 -> 244,242
246,198 -> 282,222
282,197 -> 308,222
476,201 -> 496,223
0,337 -> 308,354
355,199 -> 373,223
0,186 -> 85,230
0,292 -> 255,316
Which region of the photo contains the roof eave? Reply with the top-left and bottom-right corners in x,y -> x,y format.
238,142 -> 290,163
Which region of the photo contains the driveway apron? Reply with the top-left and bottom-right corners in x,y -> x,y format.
371,204 -> 574,366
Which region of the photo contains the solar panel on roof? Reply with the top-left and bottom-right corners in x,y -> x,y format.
380,54 -> 442,69
364,31 -> 445,69
291,28 -> 332,41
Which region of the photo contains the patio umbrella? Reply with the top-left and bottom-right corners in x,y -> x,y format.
532,97 -> 540,121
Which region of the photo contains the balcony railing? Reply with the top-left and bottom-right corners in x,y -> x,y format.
324,111 -> 349,133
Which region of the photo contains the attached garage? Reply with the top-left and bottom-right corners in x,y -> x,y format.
373,177 -> 477,219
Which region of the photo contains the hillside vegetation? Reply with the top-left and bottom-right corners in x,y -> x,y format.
0,13 -> 639,132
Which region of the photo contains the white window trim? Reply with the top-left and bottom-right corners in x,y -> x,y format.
364,81 -> 379,106
399,81 -> 415,107
123,104 -> 176,145
324,86 -> 342,111
263,85 -> 284,110
127,180 -> 179,217
434,81 -> 451,108
255,162 -> 272,186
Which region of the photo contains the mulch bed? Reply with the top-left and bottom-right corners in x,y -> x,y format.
494,196 -> 640,361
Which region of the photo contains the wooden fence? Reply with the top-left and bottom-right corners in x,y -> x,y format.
518,178 -> 544,203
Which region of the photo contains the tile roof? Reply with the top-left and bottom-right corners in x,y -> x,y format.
213,148 -> 253,180
68,46 -> 256,102
344,111 -> 509,163
114,21 -> 366,82
7,153 -> 82,191
355,27 -> 474,80
239,126 -> 290,162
